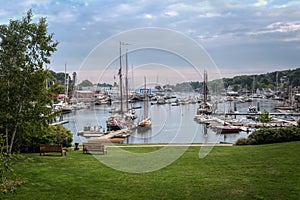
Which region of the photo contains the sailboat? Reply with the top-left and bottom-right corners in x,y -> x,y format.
53,63 -> 73,114
138,77 -> 152,128
248,76 -> 259,114
106,42 -> 135,131
197,70 -> 212,115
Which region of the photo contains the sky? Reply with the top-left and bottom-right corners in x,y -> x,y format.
1,0 -> 300,86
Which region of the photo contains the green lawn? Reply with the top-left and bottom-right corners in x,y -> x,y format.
2,142 -> 300,199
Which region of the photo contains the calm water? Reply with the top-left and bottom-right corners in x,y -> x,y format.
62,98 -> 284,144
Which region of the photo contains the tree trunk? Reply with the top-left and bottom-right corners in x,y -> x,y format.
5,127 -> 9,154
8,103 -> 23,155
8,123 -> 19,155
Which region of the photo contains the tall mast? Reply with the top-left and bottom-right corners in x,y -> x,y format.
119,42 -> 123,115
276,72 -> 278,96
64,63 -> 68,102
203,70 -> 208,103
131,64 -> 134,91
144,76 -> 148,119
125,48 -> 129,112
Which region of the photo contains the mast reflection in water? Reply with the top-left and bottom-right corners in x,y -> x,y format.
63,98 -> 284,144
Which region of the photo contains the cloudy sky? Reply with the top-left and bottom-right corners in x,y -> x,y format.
1,0 -> 300,85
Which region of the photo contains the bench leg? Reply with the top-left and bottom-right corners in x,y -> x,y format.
62,149 -> 66,156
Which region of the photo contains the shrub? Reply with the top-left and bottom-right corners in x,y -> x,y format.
235,126 -> 300,145
40,125 -> 73,148
235,138 -> 249,145
14,124 -> 73,153
258,110 -> 272,123
0,136 -> 25,193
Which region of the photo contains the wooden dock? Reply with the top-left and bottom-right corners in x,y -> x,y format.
88,129 -> 132,144
51,120 -> 69,126
79,133 -> 104,138
213,112 -> 300,116
272,117 -> 298,126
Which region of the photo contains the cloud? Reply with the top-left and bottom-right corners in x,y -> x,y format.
197,12 -> 221,18
143,13 -> 155,19
47,10 -> 78,24
2,0 -> 300,79
271,1 -> 300,8
164,11 -> 179,17
166,2 -> 210,13
21,0 -> 52,7
116,3 -> 139,14
267,21 -> 300,33
254,0 -> 268,7
248,21 -> 300,37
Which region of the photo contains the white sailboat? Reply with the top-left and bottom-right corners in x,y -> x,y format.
138,77 -> 152,128
106,42 -> 135,131
248,76 -> 259,114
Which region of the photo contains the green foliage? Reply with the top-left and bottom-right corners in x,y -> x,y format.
235,138 -> 251,145
189,67 -> 300,92
235,126 -> 300,145
54,72 -> 74,92
0,10 -> 58,154
14,124 -> 72,153
48,82 -> 65,97
78,79 -> 93,89
97,82 -> 113,88
174,82 -> 194,92
41,125 -> 73,148
0,136 -> 25,194
258,110 -> 272,123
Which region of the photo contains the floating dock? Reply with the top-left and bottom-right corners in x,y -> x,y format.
51,120 -> 69,126
88,129 -> 132,144
213,112 -> 300,116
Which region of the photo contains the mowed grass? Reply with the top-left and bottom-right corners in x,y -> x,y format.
2,142 -> 300,200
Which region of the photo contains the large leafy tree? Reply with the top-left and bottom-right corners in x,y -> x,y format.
0,10 -> 58,155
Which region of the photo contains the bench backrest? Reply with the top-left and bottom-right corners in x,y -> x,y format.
40,144 -> 62,151
83,143 -> 105,150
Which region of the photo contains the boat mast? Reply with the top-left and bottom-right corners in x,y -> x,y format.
64,63 -> 68,102
203,70 -> 208,104
119,42 -> 123,115
276,72 -> 278,96
144,76 -> 148,119
125,48 -> 129,112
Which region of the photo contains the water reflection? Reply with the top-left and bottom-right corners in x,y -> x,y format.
63,98 -> 284,144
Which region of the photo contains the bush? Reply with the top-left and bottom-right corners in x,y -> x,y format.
40,125 -> 73,148
235,138 -> 250,145
14,124 -> 73,153
235,126 -> 300,145
0,136 -> 25,193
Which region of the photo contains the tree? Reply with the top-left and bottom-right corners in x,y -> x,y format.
78,79 -> 93,89
0,10 -> 58,155
259,110 -> 272,124
48,82 -> 65,99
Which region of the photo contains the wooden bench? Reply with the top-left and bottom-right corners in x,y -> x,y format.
40,144 -> 66,156
82,143 -> 107,154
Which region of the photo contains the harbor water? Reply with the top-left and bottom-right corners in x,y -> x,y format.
62,98 -> 288,144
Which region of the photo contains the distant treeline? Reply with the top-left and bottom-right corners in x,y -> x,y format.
220,67 -> 300,91
171,67 -> 300,93
51,67 -> 300,93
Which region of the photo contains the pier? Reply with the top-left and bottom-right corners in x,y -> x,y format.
212,112 -> 300,116
88,129 -> 132,144
51,120 -> 69,126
